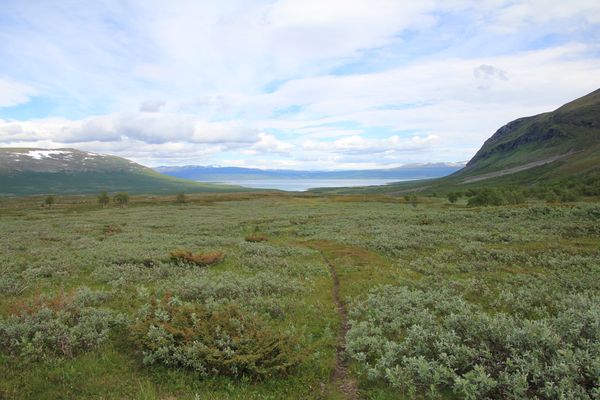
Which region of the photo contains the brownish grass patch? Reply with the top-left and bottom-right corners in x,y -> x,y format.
9,289 -> 72,316
102,224 -> 123,235
245,233 -> 269,242
169,249 -> 225,266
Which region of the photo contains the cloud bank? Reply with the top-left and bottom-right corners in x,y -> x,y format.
0,1 -> 599,168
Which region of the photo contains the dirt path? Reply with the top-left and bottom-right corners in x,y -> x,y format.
304,240 -> 393,399
320,252 -> 359,400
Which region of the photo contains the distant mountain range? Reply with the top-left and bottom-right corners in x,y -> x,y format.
0,148 -> 464,196
154,163 -> 465,181
0,148 -> 244,196
5,87 -> 597,197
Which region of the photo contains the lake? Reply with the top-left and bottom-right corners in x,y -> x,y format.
203,178 -> 404,191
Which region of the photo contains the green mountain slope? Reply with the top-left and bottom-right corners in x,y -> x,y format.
0,148 -> 246,196
456,87 -> 600,182
312,88 -> 600,194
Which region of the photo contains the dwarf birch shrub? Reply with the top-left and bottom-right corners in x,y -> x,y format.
131,295 -> 303,379
169,249 -> 225,266
245,232 -> 269,242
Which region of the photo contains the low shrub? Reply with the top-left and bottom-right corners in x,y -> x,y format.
0,275 -> 26,296
97,191 -> 110,206
174,271 -> 303,304
245,233 -> 269,242
0,291 -> 122,360
131,295 -> 303,379
113,192 -> 129,207
175,192 -> 186,204
346,285 -> 600,399
170,249 -> 224,266
447,192 -> 460,203
573,204 -> 600,219
238,241 -> 312,258
71,286 -> 114,307
467,188 -> 505,207
102,224 -> 122,235
465,188 -> 527,207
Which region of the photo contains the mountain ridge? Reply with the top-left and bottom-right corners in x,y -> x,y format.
0,148 -> 246,196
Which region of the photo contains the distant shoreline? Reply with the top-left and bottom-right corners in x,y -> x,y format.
197,178 -> 417,191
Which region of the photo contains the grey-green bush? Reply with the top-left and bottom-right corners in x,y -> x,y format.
346,285 -> 600,399
0,300 -> 122,360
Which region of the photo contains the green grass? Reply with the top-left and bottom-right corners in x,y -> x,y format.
0,194 -> 599,399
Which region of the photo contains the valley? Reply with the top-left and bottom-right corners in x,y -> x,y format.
2,2 -> 600,399
1,193 -> 599,399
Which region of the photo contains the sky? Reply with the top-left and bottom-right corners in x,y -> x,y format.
0,0 -> 599,169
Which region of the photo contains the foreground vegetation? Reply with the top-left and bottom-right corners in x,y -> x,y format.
0,192 -> 599,399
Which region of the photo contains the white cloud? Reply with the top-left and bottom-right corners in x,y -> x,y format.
490,0 -> 600,32
302,135 -> 439,155
2,43 -> 599,167
1,1 -> 600,168
249,133 -> 294,155
0,114 -> 260,146
474,64 -> 508,90
0,78 -> 36,108
139,100 -> 165,113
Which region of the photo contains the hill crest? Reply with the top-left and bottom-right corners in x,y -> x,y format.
0,148 -> 145,174
0,147 -> 244,196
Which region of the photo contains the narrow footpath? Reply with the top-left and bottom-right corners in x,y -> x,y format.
321,252 -> 359,400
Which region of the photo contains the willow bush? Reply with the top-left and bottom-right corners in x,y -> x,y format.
346,285 -> 600,399
0,290 -> 123,360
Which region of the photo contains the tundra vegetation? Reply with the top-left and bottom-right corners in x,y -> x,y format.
113,192 -> 129,207
98,191 -> 110,207
0,192 -> 599,399
44,195 -> 55,207
175,192 -> 187,204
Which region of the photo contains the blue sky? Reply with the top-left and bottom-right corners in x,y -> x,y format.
1,0 -> 599,169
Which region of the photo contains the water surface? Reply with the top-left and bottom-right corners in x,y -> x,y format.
203,178 -> 405,191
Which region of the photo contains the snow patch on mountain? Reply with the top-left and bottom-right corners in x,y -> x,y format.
24,150 -> 72,160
